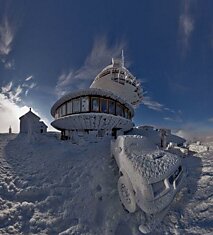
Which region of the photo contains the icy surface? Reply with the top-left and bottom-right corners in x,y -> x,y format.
116,135 -> 181,182
127,150 -> 180,182
0,133 -> 212,234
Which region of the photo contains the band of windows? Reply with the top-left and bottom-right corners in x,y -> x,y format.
97,69 -> 139,87
55,96 -> 132,120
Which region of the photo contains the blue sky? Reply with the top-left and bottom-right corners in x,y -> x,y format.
0,0 -> 213,136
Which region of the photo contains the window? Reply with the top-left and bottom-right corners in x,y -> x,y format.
55,110 -> 59,119
116,103 -> 124,117
109,100 -> 115,114
67,101 -> 72,114
118,78 -> 125,85
128,110 -> 132,119
124,108 -> 128,119
112,69 -> 119,73
91,97 -> 99,112
99,70 -> 111,78
61,104 -> 66,116
72,98 -> 80,113
81,97 -> 89,112
100,98 -> 108,113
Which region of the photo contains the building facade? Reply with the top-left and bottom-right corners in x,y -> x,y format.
19,108 -> 48,134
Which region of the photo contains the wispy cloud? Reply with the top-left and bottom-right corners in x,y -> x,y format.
178,0 -> 195,55
55,37 -> 126,97
0,5 -> 18,69
208,118 -> 213,122
174,121 -> 213,141
164,116 -> 183,123
0,14 -> 16,56
1,82 -> 22,102
142,96 -> 164,111
142,94 -> 182,124
25,75 -> 33,81
1,77 -> 36,103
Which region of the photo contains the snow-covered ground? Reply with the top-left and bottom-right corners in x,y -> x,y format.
0,133 -> 212,235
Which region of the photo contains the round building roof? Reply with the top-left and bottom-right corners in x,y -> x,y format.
90,57 -> 143,107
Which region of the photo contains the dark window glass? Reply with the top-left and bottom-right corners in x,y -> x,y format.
109,100 -> 115,114
116,103 -> 124,117
67,101 -> 72,114
81,96 -> 89,112
55,110 -> 59,119
124,108 -> 128,119
91,97 -> 99,112
61,104 -> 66,116
128,110 -> 132,119
100,99 -> 108,113
73,98 -> 80,113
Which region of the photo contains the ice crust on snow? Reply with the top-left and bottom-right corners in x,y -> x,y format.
127,150 -> 180,182
118,135 -> 181,182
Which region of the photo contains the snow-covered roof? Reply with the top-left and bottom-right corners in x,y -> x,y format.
51,88 -> 134,117
19,108 -> 40,120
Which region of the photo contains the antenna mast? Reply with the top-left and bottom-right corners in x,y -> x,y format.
121,50 -> 124,67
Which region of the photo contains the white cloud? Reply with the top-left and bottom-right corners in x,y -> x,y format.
174,121 -> 213,141
0,11 -> 17,69
25,75 -> 33,81
1,81 -> 13,93
4,59 -> 15,69
142,96 -> 164,111
179,0 -> 195,55
0,15 -> 15,56
55,37 -> 126,97
164,116 -> 183,123
0,93 -> 29,133
208,118 -> 213,122
1,82 -> 23,103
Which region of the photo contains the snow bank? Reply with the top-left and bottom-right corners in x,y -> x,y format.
189,143 -> 209,153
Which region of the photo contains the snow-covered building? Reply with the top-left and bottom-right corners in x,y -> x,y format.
51,88 -> 134,140
19,108 -> 48,134
128,126 -> 185,148
90,54 -> 143,107
51,54 -> 142,140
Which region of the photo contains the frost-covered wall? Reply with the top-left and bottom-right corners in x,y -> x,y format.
51,113 -> 133,133
19,109 -> 47,134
